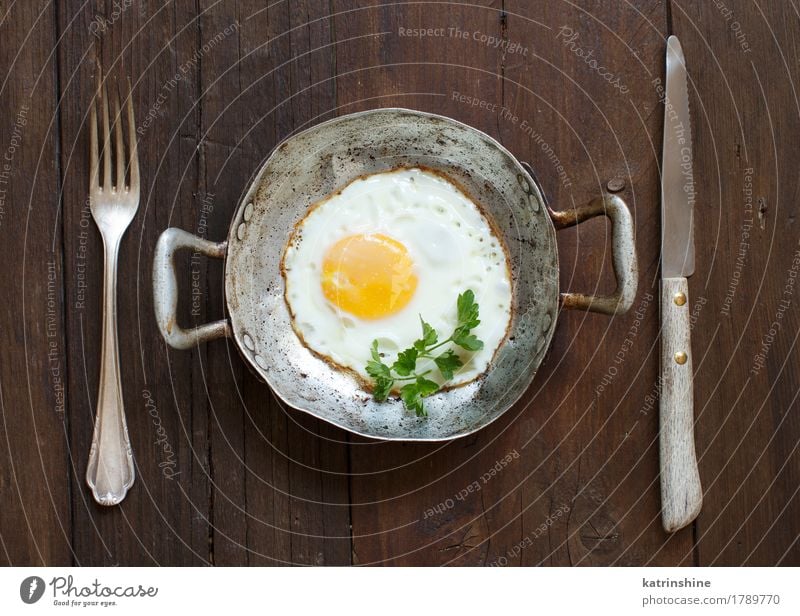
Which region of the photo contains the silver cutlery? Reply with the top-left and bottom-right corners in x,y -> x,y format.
659,35 -> 703,532
85,70 -> 139,506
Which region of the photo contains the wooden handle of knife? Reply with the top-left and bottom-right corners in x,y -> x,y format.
660,277 -> 703,532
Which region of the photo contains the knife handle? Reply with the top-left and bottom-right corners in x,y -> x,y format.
659,277 -> 703,532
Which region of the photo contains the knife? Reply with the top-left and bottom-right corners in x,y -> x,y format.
659,35 -> 703,533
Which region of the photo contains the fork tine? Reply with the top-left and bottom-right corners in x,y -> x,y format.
113,83 -> 124,190
126,77 -> 139,193
89,70 -> 100,190
101,76 -> 111,190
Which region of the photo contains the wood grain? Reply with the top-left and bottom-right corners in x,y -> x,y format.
0,0 -> 798,566
341,0 -> 686,566
57,0 -> 210,565
659,276 -> 702,532
0,0 -> 72,566
671,0 -> 800,566
198,0 -> 351,566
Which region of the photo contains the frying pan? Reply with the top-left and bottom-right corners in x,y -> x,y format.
153,109 -> 637,441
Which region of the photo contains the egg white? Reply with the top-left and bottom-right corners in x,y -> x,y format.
281,167 -> 512,389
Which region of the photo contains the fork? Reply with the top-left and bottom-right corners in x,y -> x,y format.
85,70 -> 139,506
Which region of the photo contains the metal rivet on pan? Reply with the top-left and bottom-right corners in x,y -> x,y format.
517,174 -> 529,192
243,333 -> 254,351
673,292 -> 687,306
674,351 -> 688,365
254,354 -> 267,370
541,312 -> 552,332
607,178 -> 625,193
529,194 -> 540,213
237,223 -> 246,240
243,201 -> 254,222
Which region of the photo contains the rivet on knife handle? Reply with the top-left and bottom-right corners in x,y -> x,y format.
659,277 -> 702,532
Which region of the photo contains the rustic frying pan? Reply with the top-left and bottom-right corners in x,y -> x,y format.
153,109 -> 637,441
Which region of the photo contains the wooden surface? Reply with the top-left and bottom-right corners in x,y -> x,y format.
1,0 -> 798,566
659,276 -> 702,533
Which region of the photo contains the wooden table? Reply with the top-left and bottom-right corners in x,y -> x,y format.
2,0 -> 798,566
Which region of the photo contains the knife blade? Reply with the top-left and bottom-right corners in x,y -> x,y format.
662,36 -> 696,277
659,35 -> 703,533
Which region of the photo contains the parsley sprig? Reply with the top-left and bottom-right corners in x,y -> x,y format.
365,290 -> 485,417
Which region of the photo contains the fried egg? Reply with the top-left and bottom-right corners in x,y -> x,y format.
281,167 -> 512,390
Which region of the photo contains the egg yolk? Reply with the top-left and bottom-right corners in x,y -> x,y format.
321,233 -> 418,319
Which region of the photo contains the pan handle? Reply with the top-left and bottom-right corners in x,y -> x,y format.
549,196 -> 638,315
521,162 -> 637,315
153,228 -> 231,349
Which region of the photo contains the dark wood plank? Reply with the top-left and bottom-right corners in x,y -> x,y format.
198,0 -> 351,566
57,0 -> 210,564
333,0 -> 519,566
0,0 -> 72,566
339,0 -> 696,566
671,0 -> 800,566
2,0 -> 798,568
500,0 -> 692,568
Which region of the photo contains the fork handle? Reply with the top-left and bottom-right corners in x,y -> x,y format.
86,236 -> 135,506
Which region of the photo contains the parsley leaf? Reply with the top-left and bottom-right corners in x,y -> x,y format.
366,341 -> 392,379
392,347 -> 419,376
414,317 -> 438,350
415,376 -> 439,397
366,340 -> 394,401
371,376 -> 394,402
366,359 -> 391,380
434,349 -> 463,380
452,325 -> 484,351
370,340 -> 383,363
457,289 -> 481,329
400,376 -> 440,417
364,290 -> 485,417
400,383 -> 424,416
